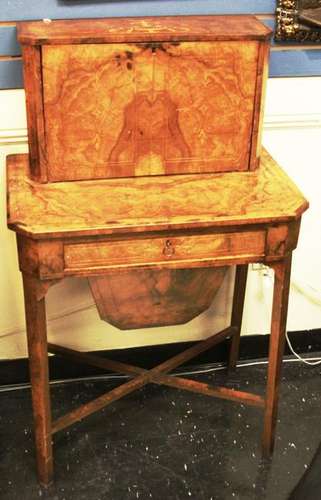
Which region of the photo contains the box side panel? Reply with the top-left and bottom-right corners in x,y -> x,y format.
248,40 -> 270,170
22,45 -> 47,182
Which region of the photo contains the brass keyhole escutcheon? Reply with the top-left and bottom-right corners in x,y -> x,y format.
163,239 -> 175,257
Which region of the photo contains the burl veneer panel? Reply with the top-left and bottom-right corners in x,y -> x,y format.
42,41 -> 259,181
7,150 -> 309,239
88,267 -> 227,329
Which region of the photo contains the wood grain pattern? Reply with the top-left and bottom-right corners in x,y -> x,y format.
7,149 -> 308,239
265,219 -> 301,261
7,14 -> 308,488
18,15 -> 271,181
17,16 -> 272,45
22,274 -> 53,486
17,235 -> 64,279
249,41 -> 270,170
64,231 -> 265,271
88,267 -> 227,329
5,49 -> 321,91
263,256 -> 292,456
41,40 -> 260,180
228,264 -> 249,370
21,45 -> 47,182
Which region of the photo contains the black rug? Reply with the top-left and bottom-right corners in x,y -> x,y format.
0,361 -> 320,499
289,441 -> 321,499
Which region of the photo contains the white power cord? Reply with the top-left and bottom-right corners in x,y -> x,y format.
286,331 -> 321,366
259,267 -> 321,366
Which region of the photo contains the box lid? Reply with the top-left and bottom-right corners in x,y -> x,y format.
18,15 -> 272,45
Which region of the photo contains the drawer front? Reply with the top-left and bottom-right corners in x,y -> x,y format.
64,231 -> 265,271
42,41 -> 259,181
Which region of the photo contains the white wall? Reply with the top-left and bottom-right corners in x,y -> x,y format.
1,78 -> 321,359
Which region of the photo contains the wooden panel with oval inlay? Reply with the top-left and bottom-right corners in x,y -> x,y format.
42,41 -> 260,181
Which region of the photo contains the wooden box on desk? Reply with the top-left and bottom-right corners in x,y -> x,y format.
17,15 -> 271,183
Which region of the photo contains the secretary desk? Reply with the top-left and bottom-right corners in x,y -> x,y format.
6,15 -> 308,486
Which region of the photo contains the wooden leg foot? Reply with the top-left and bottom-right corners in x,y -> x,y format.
228,265 -> 248,371
262,256 -> 292,457
22,274 -> 53,486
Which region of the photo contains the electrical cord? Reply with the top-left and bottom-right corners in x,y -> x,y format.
286,331 -> 321,366
260,268 -> 321,366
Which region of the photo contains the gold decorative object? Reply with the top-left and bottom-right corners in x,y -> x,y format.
275,0 -> 321,42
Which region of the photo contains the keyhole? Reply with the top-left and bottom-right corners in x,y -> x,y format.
163,239 -> 175,257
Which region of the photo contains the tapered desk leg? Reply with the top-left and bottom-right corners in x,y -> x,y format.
228,265 -> 248,371
22,274 -> 53,487
262,255 -> 292,457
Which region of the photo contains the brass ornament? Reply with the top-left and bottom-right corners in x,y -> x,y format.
275,0 -> 321,42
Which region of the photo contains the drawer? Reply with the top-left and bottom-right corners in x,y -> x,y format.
64,230 -> 266,271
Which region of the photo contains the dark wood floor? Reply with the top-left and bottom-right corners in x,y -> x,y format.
0,360 -> 320,500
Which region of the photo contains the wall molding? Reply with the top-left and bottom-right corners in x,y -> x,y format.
0,128 -> 27,144
264,113 -> 321,129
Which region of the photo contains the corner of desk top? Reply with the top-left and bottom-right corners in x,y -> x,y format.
261,148 -> 309,217
6,153 -> 28,169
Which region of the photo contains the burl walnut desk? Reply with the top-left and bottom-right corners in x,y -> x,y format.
7,16 -> 308,486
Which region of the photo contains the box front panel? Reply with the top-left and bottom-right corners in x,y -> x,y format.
42,41 -> 259,181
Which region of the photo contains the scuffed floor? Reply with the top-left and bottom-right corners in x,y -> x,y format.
0,361 -> 320,500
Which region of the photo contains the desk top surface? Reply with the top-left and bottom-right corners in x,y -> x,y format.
7,149 -> 308,240
18,15 -> 271,46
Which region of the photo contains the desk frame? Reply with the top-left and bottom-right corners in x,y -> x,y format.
8,150 -> 307,487
21,233 -> 292,487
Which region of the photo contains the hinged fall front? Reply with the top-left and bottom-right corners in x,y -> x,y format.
18,15 -> 271,182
